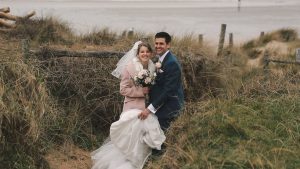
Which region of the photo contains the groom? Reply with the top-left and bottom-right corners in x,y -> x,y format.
139,32 -> 184,131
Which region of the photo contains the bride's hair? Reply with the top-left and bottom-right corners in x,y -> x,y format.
137,42 -> 153,55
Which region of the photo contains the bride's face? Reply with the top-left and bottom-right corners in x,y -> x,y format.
138,46 -> 152,64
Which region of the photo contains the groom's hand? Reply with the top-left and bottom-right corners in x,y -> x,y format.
138,109 -> 151,120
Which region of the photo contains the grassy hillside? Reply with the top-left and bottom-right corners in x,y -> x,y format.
145,29 -> 300,169
0,37 -> 57,168
0,17 -> 299,169
146,71 -> 300,169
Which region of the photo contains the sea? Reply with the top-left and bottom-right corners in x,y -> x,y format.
1,0 -> 300,43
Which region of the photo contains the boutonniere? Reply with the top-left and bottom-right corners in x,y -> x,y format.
155,61 -> 164,73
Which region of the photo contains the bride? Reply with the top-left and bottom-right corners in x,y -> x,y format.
91,41 -> 165,169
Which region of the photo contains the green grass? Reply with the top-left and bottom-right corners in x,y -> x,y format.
146,61 -> 300,169
146,94 -> 300,169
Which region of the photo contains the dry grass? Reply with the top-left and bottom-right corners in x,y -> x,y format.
1,17 -> 299,169
2,17 -> 74,45
243,28 -> 298,50
146,69 -> 300,169
145,29 -> 300,169
242,28 -> 299,62
36,56 -> 124,144
45,143 -> 91,169
0,37 -> 58,168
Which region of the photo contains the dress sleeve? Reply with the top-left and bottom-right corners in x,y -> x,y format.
120,66 -> 145,98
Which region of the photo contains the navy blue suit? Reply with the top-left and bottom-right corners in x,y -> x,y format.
149,51 -> 184,130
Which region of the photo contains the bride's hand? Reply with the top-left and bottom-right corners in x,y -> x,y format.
138,109 -> 150,120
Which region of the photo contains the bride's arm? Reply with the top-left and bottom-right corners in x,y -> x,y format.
120,66 -> 144,98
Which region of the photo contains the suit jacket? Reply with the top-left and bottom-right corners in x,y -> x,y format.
149,52 -> 184,122
120,61 -> 145,112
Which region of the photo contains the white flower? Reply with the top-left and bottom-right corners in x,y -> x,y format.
155,62 -> 162,69
141,69 -> 148,75
138,71 -> 144,79
155,61 -> 164,74
133,76 -> 138,81
145,77 -> 152,84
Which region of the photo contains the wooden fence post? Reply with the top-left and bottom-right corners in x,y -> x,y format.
121,30 -> 127,37
127,28 -> 134,38
296,48 -> 300,63
229,33 -> 233,49
263,50 -> 270,77
22,39 -> 29,62
198,34 -> 203,47
217,24 -> 226,56
260,31 -> 265,38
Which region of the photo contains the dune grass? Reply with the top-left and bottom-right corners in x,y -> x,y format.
0,17 -> 220,168
242,28 -> 298,50
0,17 -> 299,169
241,28 -> 299,61
0,37 -> 58,168
145,94 -> 300,169
145,56 -> 300,168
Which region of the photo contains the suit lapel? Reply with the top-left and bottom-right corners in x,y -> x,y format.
161,52 -> 171,68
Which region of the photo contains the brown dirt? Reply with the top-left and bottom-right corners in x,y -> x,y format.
45,144 -> 92,169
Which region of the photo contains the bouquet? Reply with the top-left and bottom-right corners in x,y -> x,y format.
133,69 -> 156,87
133,69 -> 156,106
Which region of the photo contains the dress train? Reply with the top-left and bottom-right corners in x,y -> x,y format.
91,109 -> 165,169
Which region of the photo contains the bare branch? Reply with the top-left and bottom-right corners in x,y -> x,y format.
0,27 -> 12,32
0,11 -> 36,21
0,7 -> 10,13
24,11 -> 36,19
0,18 -> 16,28
0,12 -> 18,21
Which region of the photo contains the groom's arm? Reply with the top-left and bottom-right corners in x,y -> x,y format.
149,61 -> 181,112
147,104 -> 157,113
140,62 -> 181,119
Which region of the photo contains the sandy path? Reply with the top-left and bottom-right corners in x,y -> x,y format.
45,144 -> 92,169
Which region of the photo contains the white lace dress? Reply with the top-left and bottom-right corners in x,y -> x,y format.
91,109 -> 165,169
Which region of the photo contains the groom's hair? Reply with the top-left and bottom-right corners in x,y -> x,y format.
155,32 -> 171,44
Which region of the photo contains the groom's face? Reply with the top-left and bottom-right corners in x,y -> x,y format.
155,38 -> 170,56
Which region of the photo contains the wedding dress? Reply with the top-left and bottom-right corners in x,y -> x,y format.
91,109 -> 166,169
